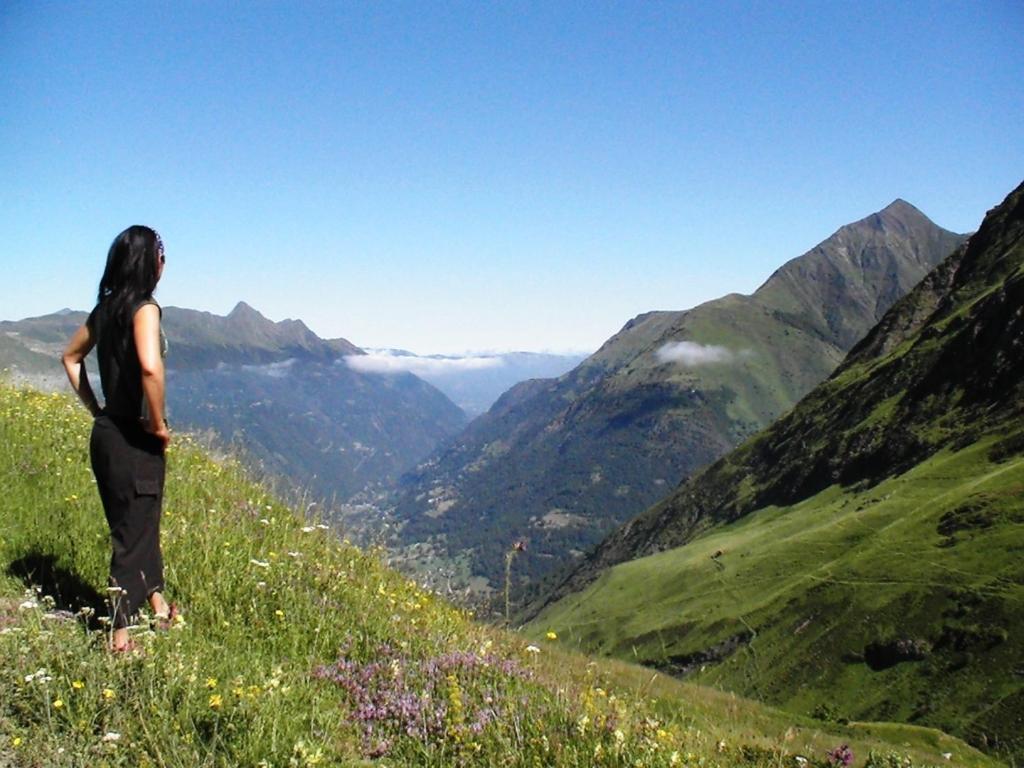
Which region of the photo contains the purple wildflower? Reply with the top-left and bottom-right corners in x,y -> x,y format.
314,640 -> 531,758
827,744 -> 854,767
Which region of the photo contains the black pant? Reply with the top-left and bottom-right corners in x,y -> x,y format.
90,414 -> 166,629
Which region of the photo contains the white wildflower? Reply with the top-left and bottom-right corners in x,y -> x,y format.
102,731 -> 121,742
250,559 -> 270,568
24,669 -> 52,684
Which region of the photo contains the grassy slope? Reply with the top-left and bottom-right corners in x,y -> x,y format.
0,383 -> 995,767
529,437 -> 1024,757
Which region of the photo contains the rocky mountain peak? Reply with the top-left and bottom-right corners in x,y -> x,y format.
880,198 -> 918,215
227,300 -> 265,321
834,198 -> 936,239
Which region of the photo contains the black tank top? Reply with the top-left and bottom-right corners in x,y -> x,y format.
87,299 -> 167,424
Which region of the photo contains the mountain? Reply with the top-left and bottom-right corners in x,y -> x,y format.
527,181 -> 1024,761
0,302 -> 467,501
346,349 -> 589,417
386,201 -> 967,597
157,301 -> 362,369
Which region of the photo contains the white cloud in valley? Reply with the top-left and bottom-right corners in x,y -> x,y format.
239,358 -> 297,378
655,341 -> 748,367
344,350 -> 506,376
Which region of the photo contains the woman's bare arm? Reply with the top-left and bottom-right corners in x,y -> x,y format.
62,323 -> 102,417
134,303 -> 170,449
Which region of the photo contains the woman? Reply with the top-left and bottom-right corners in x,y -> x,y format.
62,225 -> 175,652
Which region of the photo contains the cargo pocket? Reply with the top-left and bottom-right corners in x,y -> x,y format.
134,449 -> 166,497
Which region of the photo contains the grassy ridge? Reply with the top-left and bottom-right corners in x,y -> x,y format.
528,437 -> 1024,761
0,382 -> 997,767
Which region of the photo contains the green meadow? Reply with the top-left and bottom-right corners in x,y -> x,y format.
528,437 -> 1024,762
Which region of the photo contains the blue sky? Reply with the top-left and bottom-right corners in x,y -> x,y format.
2,2 -> 1022,354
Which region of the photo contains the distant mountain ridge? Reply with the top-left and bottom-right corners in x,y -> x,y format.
0,302 -> 466,502
159,301 -> 363,368
1,301 -> 361,372
386,200 -> 967,596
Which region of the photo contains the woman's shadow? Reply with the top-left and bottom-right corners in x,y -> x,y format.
6,550 -> 108,631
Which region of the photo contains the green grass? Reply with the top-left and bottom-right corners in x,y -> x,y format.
528,437 -> 1024,764
0,382 -> 1000,767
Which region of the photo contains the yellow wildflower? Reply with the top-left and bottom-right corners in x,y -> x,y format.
209,694 -> 223,709
53,699 -> 64,709
72,680 -> 84,690
205,677 -> 218,689
576,714 -> 590,735
102,688 -> 116,700
545,630 -> 558,640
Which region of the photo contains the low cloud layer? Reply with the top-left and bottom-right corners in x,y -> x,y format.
344,351 -> 505,376
656,341 -> 746,366
240,358 -> 297,378
213,358 -> 297,378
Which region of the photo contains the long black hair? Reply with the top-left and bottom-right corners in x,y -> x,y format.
97,225 -> 164,332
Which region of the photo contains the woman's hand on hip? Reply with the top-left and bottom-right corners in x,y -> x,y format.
148,420 -> 171,451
